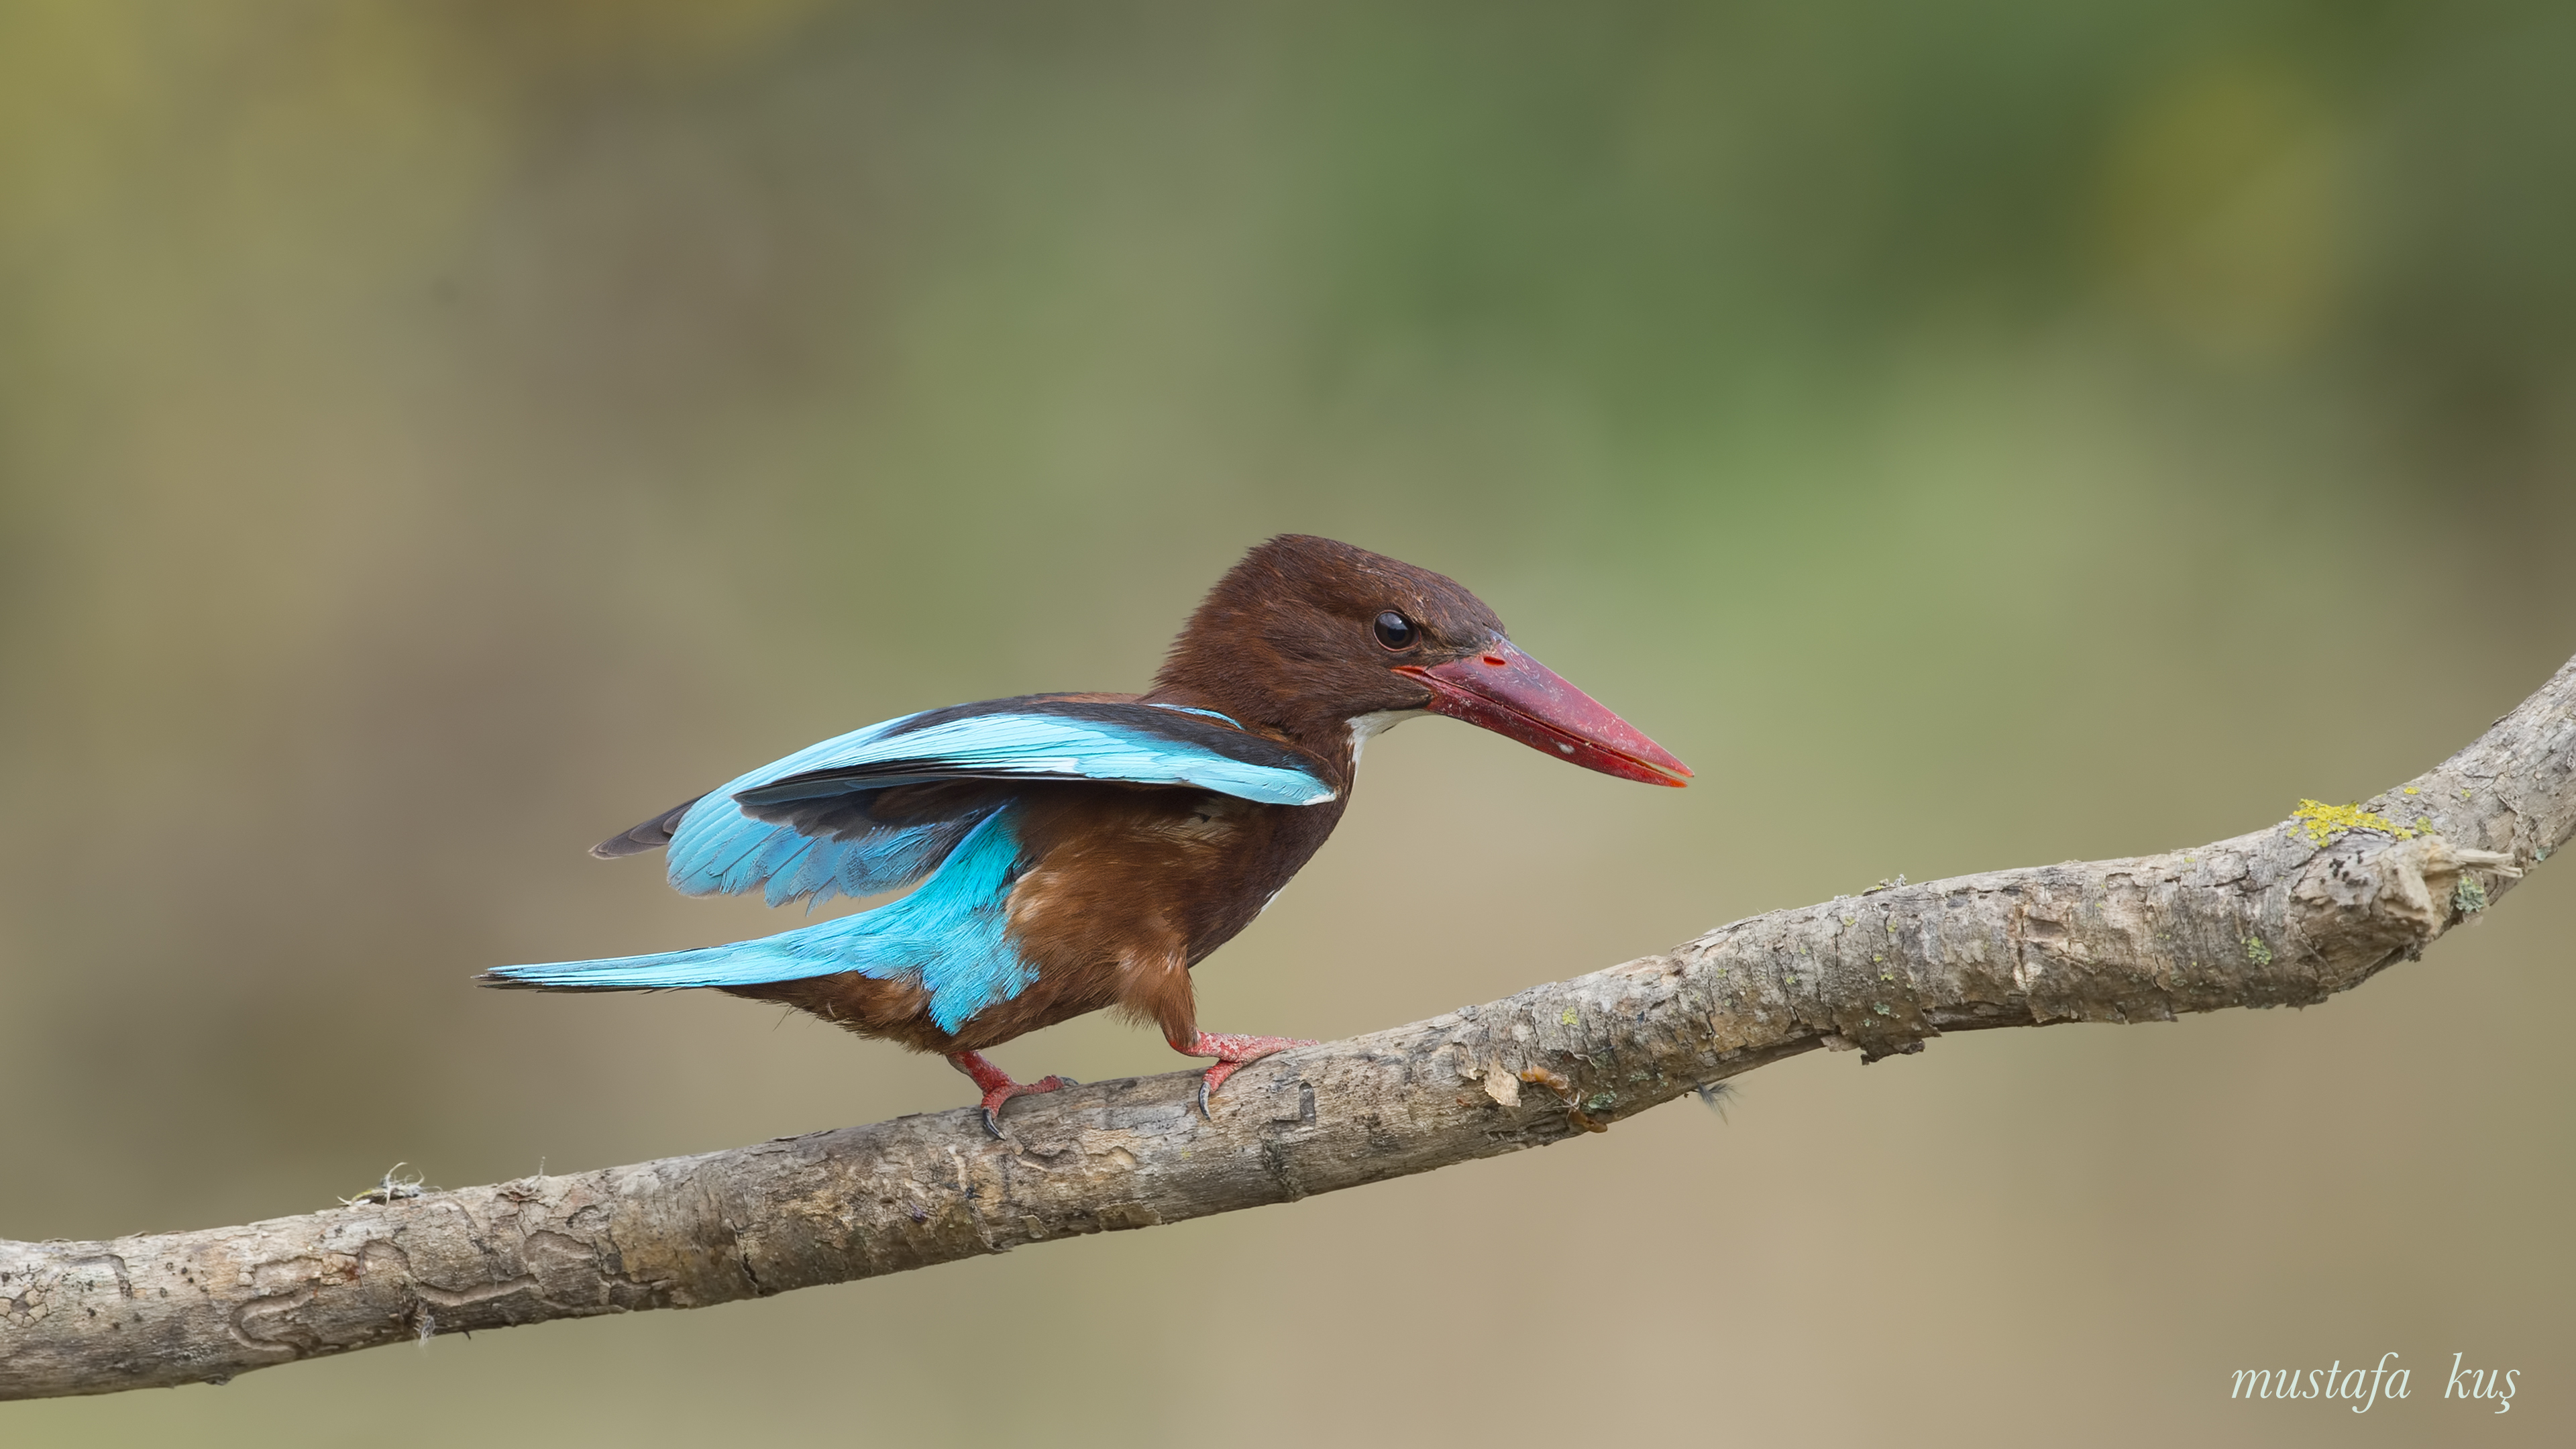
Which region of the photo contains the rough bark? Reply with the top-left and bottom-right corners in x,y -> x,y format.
7,655 -> 2572,1401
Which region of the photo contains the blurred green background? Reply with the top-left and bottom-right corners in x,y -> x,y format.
3,1 -> 2571,1444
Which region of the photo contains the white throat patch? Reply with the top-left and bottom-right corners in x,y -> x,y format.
1346,709 -> 1427,766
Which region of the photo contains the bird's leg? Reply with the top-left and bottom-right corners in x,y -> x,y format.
947,1051 -> 1078,1138
1172,1032 -> 1318,1118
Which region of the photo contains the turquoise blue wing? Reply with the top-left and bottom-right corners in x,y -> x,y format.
615,696 -> 1332,908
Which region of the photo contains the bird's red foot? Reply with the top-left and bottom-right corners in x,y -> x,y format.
1173,1032 -> 1317,1118
947,1051 -> 1078,1138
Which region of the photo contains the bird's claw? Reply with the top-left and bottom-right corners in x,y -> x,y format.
976,1075 -> 1075,1138
949,1052 -> 1078,1138
1179,1033 -> 1317,1120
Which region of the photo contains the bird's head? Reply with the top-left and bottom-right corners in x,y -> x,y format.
1155,535 -> 1690,786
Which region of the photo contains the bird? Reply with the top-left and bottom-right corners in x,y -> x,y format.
482,535 -> 1690,1134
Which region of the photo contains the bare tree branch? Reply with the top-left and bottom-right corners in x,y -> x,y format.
6,655 -> 2571,1401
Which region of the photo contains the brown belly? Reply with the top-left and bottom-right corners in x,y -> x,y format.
725,965 -> 1120,1055
729,784 -> 1346,1055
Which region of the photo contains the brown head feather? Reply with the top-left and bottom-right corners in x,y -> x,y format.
1148,535 -> 1505,752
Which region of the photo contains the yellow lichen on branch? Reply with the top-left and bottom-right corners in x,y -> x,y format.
2288,798 -> 2420,848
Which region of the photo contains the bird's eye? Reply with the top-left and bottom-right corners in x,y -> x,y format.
1373,611 -> 1419,651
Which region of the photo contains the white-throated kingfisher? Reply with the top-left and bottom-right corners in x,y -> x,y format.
483,535 -> 1690,1133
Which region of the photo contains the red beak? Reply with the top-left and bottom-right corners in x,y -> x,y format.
1395,641 -> 1692,787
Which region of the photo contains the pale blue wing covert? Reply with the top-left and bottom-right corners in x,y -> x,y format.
652,698 -> 1332,908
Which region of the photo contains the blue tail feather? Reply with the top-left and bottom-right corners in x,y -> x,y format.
487,809 -> 1038,1032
